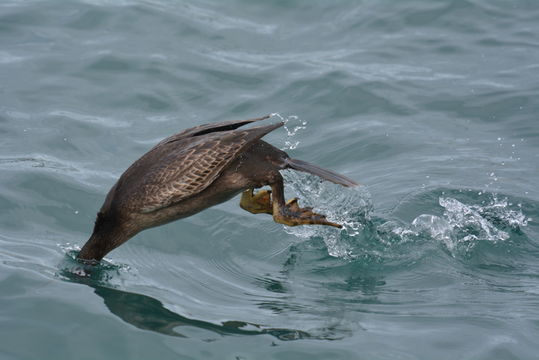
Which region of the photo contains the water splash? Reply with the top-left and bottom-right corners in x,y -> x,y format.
282,170 -> 372,260
270,113 -> 307,150
280,178 -> 530,263
56,243 -> 133,286
411,196 -> 529,257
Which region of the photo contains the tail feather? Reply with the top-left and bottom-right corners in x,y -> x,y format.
285,158 -> 359,187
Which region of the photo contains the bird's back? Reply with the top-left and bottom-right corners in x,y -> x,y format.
102,120 -> 284,215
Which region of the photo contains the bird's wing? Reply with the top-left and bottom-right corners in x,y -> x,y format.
153,115 -> 270,148
118,121 -> 283,213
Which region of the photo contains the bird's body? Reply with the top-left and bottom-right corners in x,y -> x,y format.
78,116 -> 358,262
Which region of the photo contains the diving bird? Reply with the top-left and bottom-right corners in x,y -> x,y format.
78,115 -> 358,262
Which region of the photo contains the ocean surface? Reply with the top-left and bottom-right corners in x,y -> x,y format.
1,1 -> 539,359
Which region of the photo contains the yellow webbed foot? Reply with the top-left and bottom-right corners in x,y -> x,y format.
240,189 -> 273,214
273,198 -> 342,228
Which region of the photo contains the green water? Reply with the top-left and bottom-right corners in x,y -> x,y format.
1,1 -> 539,359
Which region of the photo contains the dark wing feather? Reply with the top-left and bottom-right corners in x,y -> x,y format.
153,115 -> 270,148
115,121 -> 283,214
139,135 -> 245,213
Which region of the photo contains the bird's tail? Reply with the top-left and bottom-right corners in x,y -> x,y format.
285,158 -> 359,187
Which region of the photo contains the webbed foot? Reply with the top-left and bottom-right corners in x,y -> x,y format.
273,198 -> 342,228
240,189 -> 273,214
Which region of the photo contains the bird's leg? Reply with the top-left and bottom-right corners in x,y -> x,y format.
270,174 -> 342,228
240,188 -> 273,214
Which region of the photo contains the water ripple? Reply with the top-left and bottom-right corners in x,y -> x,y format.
49,110 -> 130,128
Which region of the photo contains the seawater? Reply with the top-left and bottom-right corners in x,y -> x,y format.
1,1 -> 539,359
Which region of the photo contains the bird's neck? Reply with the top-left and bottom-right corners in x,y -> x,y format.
77,228 -> 131,263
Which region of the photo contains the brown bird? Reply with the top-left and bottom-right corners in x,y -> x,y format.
78,115 -> 358,262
